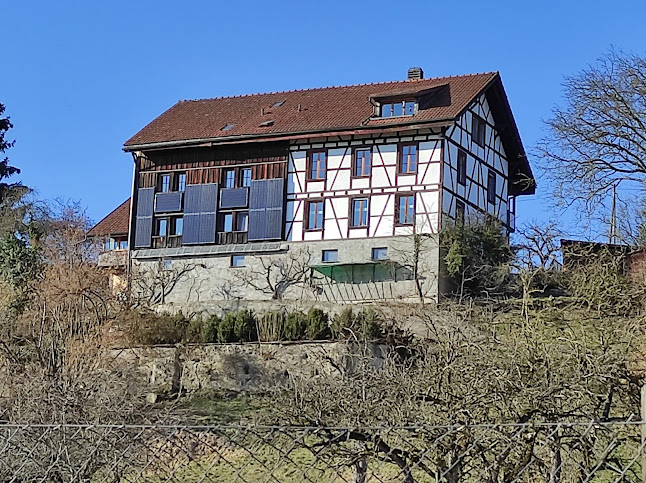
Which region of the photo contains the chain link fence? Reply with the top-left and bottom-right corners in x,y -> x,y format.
1,421 -> 645,482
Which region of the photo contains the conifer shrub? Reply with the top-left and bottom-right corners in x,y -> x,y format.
305,307 -> 329,340
200,315 -> 221,343
233,309 -> 257,342
331,308 -> 381,341
217,312 -> 237,343
123,310 -> 190,345
284,311 -> 307,340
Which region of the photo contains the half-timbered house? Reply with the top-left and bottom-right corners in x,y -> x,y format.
122,68 -> 534,307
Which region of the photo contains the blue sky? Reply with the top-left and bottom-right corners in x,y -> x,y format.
2,0 -> 645,234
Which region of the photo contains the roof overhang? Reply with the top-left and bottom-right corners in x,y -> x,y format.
123,119 -> 453,153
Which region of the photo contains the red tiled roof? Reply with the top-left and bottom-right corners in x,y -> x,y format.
87,198 -> 130,237
124,72 -> 499,148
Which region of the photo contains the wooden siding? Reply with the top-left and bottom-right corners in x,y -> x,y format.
136,143 -> 289,188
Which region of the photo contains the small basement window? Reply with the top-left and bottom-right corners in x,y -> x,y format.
372,247 -> 388,261
231,255 -> 245,267
322,249 -> 338,263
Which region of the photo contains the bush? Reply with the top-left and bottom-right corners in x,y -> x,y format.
234,309 -> 257,342
201,315 -> 221,343
218,312 -> 237,343
331,308 -> 381,341
284,311 -> 307,340
123,310 -> 190,345
305,307 -> 329,340
441,217 -> 513,296
258,311 -> 284,341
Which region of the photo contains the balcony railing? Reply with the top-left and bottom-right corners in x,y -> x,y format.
97,249 -> 128,268
152,235 -> 183,249
217,231 -> 248,245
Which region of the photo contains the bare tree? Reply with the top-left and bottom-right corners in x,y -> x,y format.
271,302 -> 643,481
131,259 -> 204,305
231,246 -> 314,300
537,49 -> 646,217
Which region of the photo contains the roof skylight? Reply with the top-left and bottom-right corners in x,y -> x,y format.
221,123 -> 235,131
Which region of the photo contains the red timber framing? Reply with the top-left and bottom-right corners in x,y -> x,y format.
284,128 -> 444,243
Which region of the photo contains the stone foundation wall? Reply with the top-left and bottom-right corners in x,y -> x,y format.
108,342 -> 387,394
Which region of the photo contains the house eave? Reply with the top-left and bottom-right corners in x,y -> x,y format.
122,119 -> 454,153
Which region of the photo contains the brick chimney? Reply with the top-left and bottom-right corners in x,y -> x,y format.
407,67 -> 424,80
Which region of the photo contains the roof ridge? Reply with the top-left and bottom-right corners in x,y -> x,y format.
179,71 -> 499,103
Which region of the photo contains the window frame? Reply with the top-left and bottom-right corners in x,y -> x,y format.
371,247 -> 388,261
398,142 -> 418,175
472,114 -> 486,147
307,149 -> 327,181
379,100 -> 417,118
455,200 -> 465,225
487,170 -> 497,204
224,169 -> 236,189
350,197 -> 369,228
352,147 -> 372,178
231,255 -> 245,268
395,193 -> 416,226
457,149 -> 467,186
241,168 -> 253,188
322,249 -> 339,263
305,199 -> 325,231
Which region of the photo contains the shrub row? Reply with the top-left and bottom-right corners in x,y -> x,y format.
122,307 -> 384,346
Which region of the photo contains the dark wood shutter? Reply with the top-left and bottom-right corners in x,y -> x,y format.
248,179 -> 284,241
134,187 -> 155,248
183,183 -> 219,245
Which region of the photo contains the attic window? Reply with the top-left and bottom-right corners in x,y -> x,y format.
271,101 -> 285,108
259,120 -> 274,127
380,100 -> 416,118
221,124 -> 235,131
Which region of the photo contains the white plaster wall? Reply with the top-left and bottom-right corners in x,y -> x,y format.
286,132 -> 442,241
443,93 -> 510,226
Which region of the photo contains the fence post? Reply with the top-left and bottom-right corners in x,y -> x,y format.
641,383 -> 646,482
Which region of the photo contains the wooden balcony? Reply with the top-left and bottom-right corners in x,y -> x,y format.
97,249 -> 128,268
217,231 -> 248,245
152,235 -> 183,249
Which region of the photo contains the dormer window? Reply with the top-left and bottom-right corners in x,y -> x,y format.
380,100 -> 416,118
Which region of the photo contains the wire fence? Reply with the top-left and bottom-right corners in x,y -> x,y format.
1,421 -> 645,482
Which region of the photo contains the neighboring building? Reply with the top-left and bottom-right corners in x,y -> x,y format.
87,198 -> 130,293
122,68 -> 534,308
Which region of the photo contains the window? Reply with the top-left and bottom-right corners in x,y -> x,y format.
242,168 -> 252,188
457,150 -> 467,186
487,170 -> 496,204
163,260 -> 172,270
372,247 -> 388,261
177,173 -> 186,192
231,255 -> 245,267
456,200 -> 465,225
380,100 -> 416,118
119,240 -> 129,250
173,217 -> 183,236
353,148 -> 371,177
399,143 -> 417,174
222,123 -> 235,131
322,249 -> 338,263
472,114 -> 486,147
396,194 -> 415,225
156,218 -> 168,237
160,174 -> 171,193
306,200 -> 324,230
223,213 -> 234,232
309,150 -> 326,180
351,198 -> 369,227
224,170 -> 236,188
237,213 -> 248,232
105,238 -> 116,251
